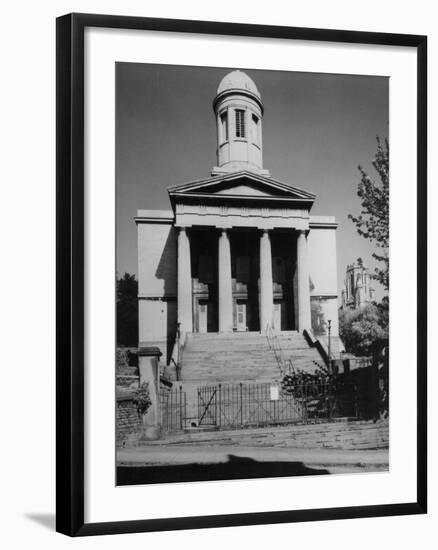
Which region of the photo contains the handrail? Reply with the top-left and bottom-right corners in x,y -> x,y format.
265,323 -> 295,377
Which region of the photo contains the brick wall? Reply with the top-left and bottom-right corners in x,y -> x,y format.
116,393 -> 142,447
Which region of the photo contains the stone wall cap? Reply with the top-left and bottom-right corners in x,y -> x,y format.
116,390 -> 136,401
138,346 -> 163,357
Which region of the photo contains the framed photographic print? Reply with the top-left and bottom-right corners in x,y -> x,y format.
56,13 -> 427,536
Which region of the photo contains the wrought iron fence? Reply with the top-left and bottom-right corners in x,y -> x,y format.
160,377 -> 373,433
197,380 -> 360,429
160,386 -> 186,432
198,382 -> 301,428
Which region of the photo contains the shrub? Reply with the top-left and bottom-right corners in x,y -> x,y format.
132,382 -> 152,416
339,302 -> 388,357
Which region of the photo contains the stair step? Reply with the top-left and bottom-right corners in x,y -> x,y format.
180,331 -> 324,385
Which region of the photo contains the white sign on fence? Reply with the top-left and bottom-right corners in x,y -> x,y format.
270,385 -> 279,401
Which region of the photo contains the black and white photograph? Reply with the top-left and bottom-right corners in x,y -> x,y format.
0,0 -> 431,545
115,63 -> 390,485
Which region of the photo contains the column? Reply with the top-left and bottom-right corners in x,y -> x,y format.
297,230 -> 311,331
177,227 -> 193,334
138,346 -> 162,440
218,228 -> 233,332
259,229 -> 274,332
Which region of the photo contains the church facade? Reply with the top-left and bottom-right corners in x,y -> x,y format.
341,260 -> 375,310
136,70 -> 339,362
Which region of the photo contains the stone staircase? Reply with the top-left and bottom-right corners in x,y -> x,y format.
180,331 -> 324,385
277,333 -> 326,373
180,332 -> 280,384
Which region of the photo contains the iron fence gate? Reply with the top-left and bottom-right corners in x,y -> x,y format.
160,386 -> 186,432
197,382 -> 305,428
197,381 -> 359,429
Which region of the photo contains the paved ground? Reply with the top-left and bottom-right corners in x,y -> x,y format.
118,445 -> 388,471
117,423 -> 389,484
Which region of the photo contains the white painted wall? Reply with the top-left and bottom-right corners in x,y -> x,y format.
137,219 -> 178,358
308,223 -> 339,335
137,220 -> 177,297
308,227 -> 338,296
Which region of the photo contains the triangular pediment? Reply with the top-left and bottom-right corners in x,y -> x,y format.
215,183 -> 272,197
168,170 -> 316,202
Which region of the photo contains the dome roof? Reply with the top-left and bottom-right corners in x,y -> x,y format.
216,70 -> 261,100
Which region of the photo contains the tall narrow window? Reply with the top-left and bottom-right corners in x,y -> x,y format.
220,112 -> 228,142
235,109 -> 246,138
252,114 -> 259,144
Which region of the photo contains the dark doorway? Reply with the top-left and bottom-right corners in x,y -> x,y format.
190,229 -> 218,332
230,230 -> 260,331
271,231 -> 296,330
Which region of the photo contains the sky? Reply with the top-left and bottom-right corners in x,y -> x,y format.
116,63 -> 388,301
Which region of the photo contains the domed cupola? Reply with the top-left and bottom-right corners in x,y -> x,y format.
212,70 -> 270,177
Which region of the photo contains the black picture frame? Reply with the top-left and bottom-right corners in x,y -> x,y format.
56,12 -> 427,537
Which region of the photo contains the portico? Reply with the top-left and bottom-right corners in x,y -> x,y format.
169,171 -> 315,336
176,225 -> 310,335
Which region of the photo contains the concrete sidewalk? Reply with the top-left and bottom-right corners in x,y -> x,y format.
117,421 -> 389,478
117,445 -> 388,474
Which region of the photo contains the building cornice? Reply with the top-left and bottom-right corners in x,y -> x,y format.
135,209 -> 174,224
171,191 -> 314,210
309,216 -> 338,229
213,88 -> 264,114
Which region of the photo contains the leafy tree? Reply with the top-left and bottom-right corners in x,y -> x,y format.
116,272 -> 138,347
311,300 -> 327,336
349,137 -> 389,290
339,303 -> 388,357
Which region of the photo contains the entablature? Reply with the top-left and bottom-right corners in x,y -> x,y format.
174,203 -> 310,230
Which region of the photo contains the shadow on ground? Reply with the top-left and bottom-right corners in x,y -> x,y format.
25,513 -> 56,531
117,454 -> 329,485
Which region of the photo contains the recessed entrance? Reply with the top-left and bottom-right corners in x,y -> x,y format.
189,228 -> 298,333
191,230 -> 218,333
198,300 -> 208,333
235,300 -> 247,331
231,231 -> 260,331
273,300 -> 287,331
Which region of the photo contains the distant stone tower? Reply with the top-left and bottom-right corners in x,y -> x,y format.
341,260 -> 375,309
211,70 -> 270,176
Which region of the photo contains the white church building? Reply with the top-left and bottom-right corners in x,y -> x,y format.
135,70 -> 340,371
